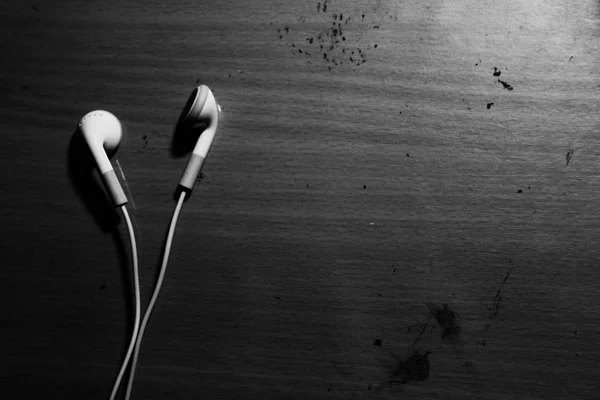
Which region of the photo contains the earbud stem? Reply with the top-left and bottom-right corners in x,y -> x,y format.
102,169 -> 128,207
179,153 -> 206,191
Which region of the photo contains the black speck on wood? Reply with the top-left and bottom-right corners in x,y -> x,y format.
493,67 -> 501,77
517,189 -> 522,193
373,339 -> 382,346
498,79 -> 514,91
487,102 -> 494,109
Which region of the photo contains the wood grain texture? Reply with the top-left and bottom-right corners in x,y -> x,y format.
1,0 -> 600,398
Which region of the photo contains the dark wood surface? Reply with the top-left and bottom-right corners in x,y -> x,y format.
2,0 -> 600,398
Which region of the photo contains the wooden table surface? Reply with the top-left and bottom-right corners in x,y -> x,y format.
2,0 -> 600,398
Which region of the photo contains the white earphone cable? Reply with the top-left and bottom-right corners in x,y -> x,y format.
124,190 -> 187,400
109,205 -> 141,400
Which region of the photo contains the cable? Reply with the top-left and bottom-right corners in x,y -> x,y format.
109,205 -> 141,400
124,190 -> 187,400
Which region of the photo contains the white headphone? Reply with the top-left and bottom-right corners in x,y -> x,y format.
77,85 -> 221,400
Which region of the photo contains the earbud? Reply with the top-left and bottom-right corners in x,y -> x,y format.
79,110 -> 128,207
177,85 -> 220,192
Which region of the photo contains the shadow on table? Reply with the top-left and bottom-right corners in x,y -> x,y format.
66,124 -> 134,337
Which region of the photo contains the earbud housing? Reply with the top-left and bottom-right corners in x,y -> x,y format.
79,110 -> 128,207
177,85 -> 220,191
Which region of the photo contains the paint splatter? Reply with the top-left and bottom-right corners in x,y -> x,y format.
277,3 -> 384,71
493,67 -> 501,77
430,304 -> 461,339
384,350 -> 431,388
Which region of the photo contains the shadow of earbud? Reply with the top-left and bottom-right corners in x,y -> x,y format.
67,125 -> 120,231
170,85 -> 212,158
170,120 -> 209,158
66,125 -> 134,339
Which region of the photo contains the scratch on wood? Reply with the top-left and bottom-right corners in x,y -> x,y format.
566,149 -> 574,166
412,317 -> 432,346
490,264 -> 512,319
478,259 -> 514,348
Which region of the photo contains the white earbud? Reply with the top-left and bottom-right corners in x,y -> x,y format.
177,85 -> 220,192
79,110 -> 128,207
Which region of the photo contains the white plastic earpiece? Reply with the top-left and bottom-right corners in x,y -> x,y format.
79,110 -> 128,207
177,85 -> 220,192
